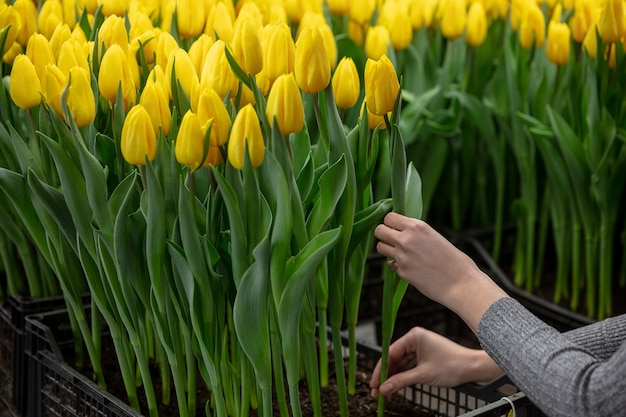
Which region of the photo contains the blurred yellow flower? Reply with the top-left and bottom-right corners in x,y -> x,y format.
97,0 -> 130,17
228,104 -> 265,170
199,40 -> 240,100
43,64 -> 67,119
598,0 -> 624,44
360,100 -> 387,130
232,17 -> 264,75
176,110 -> 206,170
379,1 -> 413,50
98,15 -> 129,52
569,0 -> 593,43
196,88 -> 232,146
546,21 -> 571,65
9,54 -> 41,110
266,72 -> 305,135
176,0 -> 206,39
155,30 -> 179,71
364,54 -> 399,116
49,24 -> 72,59
98,43 -> 136,111
327,0 -> 350,15
294,25 -> 331,94
121,104 -> 157,166
409,0 -> 437,29
583,22 -> 598,58
519,5 -> 546,49
332,57 -> 360,110
205,2 -> 235,42
25,33 -> 56,88
37,0 -> 63,39
66,67 -> 96,127
188,34 -> 215,77
13,0 -> 38,46
440,0 -> 467,40
365,25 -> 391,60
260,23 -> 296,84
466,2 -> 488,47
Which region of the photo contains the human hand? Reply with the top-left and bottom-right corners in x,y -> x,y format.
369,327 -> 503,398
374,213 -> 508,332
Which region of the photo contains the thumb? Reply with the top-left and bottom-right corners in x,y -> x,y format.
378,370 -> 421,396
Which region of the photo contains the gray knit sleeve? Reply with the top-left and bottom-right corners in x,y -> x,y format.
478,297 -> 626,417
563,314 -> 626,359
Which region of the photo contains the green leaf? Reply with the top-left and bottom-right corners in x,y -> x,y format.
307,155 -> 347,237
404,163 -> 423,220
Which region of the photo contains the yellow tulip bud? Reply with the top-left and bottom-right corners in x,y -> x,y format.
175,110 -> 206,170
176,0 -> 206,39
140,76 -> 171,137
25,34 -> 56,90
260,22 -> 295,83
188,34 -> 215,77
66,67 -> 96,127
37,0 -> 63,39
466,2 -> 488,47
199,40 -> 239,100
129,12 -> 157,65
332,57 -> 360,109
255,68 -> 271,96
43,64 -> 67,119
165,48 -> 199,101
493,0 -> 509,21
583,23 -> 598,58
440,0 -> 466,40
510,0 -> 529,31
598,0 -> 624,44
546,21 -> 571,65
236,2 -> 264,30
267,4 -> 288,25
347,20 -> 368,46
239,83 -> 256,106
97,0 -> 130,17
2,42 -> 21,65
360,100 -> 387,130
57,39 -> 90,77
98,15 -> 129,52
13,0 -> 38,46
365,25 -> 391,61
364,55 -> 399,116
294,25 -> 331,94
9,54 -> 41,110
231,17 -> 264,75
155,30 -> 179,71
49,23 -> 72,60
266,72 -> 304,135
121,104 -> 157,166
379,2 -> 412,51
205,2 -> 234,42
98,44 -> 136,110
196,88 -> 232,146
348,0 -> 375,25
569,0 -> 591,43
327,0 -> 350,15
298,14 -> 337,68
519,5 -> 546,49
228,104 -> 264,170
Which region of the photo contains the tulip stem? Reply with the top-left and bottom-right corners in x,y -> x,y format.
312,93 -> 329,152
139,165 -> 148,192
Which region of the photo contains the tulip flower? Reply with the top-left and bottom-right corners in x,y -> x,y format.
199,40 -> 240,100
196,88 -> 232,146
25,34 -> 56,87
98,14 -> 129,52
266,72 -> 304,135
236,2 -> 263,30
43,64 -> 67,119
155,31 -> 179,71
365,25 -> 392,61
121,104 -> 157,166
298,14 -> 338,68
409,0 -> 437,29
49,23 -> 72,60
165,48 -> 200,101
37,0 -> 63,39
546,22 -> 571,65
378,2 -> 412,51
598,0 -> 624,44
228,104 -> 264,170
466,2 -> 488,47
440,0 -> 466,40
569,0 -> 592,43
98,43 -> 136,111
57,39 -> 90,77
188,34 -> 215,77
13,0 -> 38,46
65,67 -> 96,127
231,17 -> 264,76
519,4 -> 546,49
205,2 -> 234,42
364,55 -> 400,117
509,0 -> 529,31
348,0 -> 375,26
294,25 -> 331,94
327,0 -> 350,15
260,23 -> 295,83
140,76 -> 171,137
129,12 -> 157,65
583,23 -> 598,58
175,110 -> 206,171
2,42 -> 21,65
332,57 -> 360,110
97,0 -> 130,17
176,0 -> 206,39
360,100 -> 387,130
9,54 -> 42,110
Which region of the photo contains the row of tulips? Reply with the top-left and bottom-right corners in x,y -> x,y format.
0,1 -> 422,417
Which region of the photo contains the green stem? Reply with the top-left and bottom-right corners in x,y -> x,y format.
599,217 -> 613,320
186,331 -> 197,417
270,329 -> 289,417
348,324 -> 357,395
584,233 -> 597,318
377,273 -> 398,417
112,332 -> 140,411
570,220 -> 582,311
131,336 -> 159,417
155,336 -> 171,405
331,326 -> 349,417
317,306 -> 329,387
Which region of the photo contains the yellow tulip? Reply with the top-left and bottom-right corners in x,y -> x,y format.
43,64 -> 67,119
332,57 -> 360,110
97,0 -> 130,17
347,20 -> 368,46
379,1 -> 412,51
510,0 -> 529,31
360,100 -> 387,130
9,54 -> 41,110
49,23 -> 72,59
569,0 -> 592,43
267,4 -> 288,25
228,104 -> 264,170
519,5 -> 546,49
327,0 -> 350,15
176,0 -> 206,39
440,0 -> 466,40
466,2 -> 488,47
598,0 -> 624,44
98,15 -> 129,52
364,55 -> 399,116
25,34 -> 56,90
231,17 -> 264,75
66,67 -> 96,127
140,76 -> 171,137
366,25 -> 391,59
260,22 -> 295,83
199,40 -> 239,100
546,21 -> 571,65
196,88 -> 232,146
583,23 -> 598,58
155,30 -> 179,71
57,39 -> 90,77
409,0 -> 437,29
37,0 -> 63,39
2,42 -> 21,65
13,0 -> 38,46
165,48 -> 200,101
188,34 -> 215,77
121,104 -> 157,166
298,15 -> 337,68
205,2 -> 234,42
266,72 -> 304,135
175,110 -> 206,170
236,2 -> 264,30
129,11 -> 157,65
98,44 -> 136,110
348,0 -> 375,25
294,25 -> 331,94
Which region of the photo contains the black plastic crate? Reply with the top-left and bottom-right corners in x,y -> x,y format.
0,294 -> 72,416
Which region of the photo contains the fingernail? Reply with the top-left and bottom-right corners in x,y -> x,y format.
370,389 -> 378,398
380,382 -> 393,395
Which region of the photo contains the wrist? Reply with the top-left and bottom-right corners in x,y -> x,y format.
465,349 -> 504,385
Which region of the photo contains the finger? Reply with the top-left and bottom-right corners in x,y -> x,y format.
376,240 -> 395,259
383,212 -> 408,230
369,359 -> 382,389
388,260 -> 398,272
